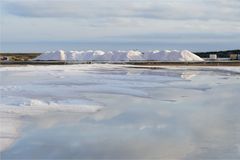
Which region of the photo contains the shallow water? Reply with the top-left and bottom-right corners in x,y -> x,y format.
0,65 -> 240,159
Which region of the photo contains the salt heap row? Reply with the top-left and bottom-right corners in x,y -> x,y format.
34,50 -> 204,62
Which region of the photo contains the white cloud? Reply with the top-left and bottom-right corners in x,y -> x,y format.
0,0 -> 240,51
2,0 -> 240,21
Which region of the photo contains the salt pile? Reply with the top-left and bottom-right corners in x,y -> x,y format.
34,50 -> 204,62
35,50 -> 66,61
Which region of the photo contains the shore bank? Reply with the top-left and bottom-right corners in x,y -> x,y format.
1,61 -> 240,66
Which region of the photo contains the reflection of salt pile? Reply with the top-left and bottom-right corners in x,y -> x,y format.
34,50 -> 204,62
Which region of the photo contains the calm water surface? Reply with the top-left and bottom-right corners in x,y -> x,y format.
0,65 -> 240,159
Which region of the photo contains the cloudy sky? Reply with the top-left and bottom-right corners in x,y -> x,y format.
0,0 -> 240,51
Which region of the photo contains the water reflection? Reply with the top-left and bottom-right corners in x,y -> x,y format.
90,66 -> 199,80
0,65 -> 240,159
2,90 -> 240,159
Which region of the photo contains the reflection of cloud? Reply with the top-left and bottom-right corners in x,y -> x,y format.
126,66 -> 199,80
181,71 -> 198,80
1,64 -> 240,159
182,86 -> 240,159
157,110 -> 172,117
0,99 -> 103,152
237,144 -> 240,154
0,115 -> 21,152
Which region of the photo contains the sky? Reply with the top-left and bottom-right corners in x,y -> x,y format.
0,0 -> 240,52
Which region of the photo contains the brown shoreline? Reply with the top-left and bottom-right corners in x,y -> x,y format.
1,61 -> 240,66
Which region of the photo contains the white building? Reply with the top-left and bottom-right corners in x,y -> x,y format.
209,54 -> 217,60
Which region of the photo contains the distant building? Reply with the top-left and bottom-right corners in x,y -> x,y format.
209,54 -> 217,60
230,53 -> 240,60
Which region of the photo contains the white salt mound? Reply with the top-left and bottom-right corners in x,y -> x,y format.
127,50 -> 144,61
34,50 -> 204,62
35,50 -> 66,61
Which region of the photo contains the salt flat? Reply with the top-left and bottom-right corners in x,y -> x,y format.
0,64 -> 240,159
